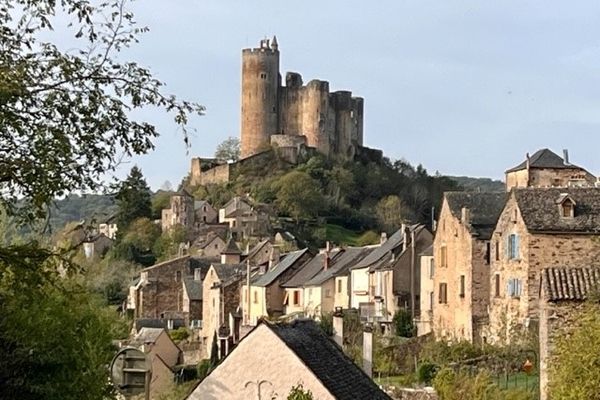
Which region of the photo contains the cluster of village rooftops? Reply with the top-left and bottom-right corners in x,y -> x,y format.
117,148 -> 600,399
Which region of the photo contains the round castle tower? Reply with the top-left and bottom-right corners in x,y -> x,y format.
240,36 -> 280,159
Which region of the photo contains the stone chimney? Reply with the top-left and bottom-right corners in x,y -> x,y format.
268,246 -> 280,269
362,323 -> 373,378
563,149 -> 570,165
526,152 -> 530,171
461,207 -> 471,225
402,224 -> 410,252
323,241 -> 331,270
333,307 -> 344,347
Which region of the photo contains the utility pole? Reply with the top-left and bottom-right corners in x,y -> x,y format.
410,228 -> 416,319
246,258 -> 251,325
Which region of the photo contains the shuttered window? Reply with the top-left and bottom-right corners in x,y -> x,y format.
439,283 -> 448,304
506,278 -> 522,298
508,234 -> 520,260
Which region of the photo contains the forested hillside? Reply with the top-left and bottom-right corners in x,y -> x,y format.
48,194 -> 117,233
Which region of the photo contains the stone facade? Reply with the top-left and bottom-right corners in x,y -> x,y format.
415,247 -> 434,336
161,191 -> 195,236
240,37 -> 364,160
488,191 -> 600,344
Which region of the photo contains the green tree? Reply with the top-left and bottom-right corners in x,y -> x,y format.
287,384 -> 314,400
112,217 -> 160,265
154,223 -> 187,261
152,190 -> 173,220
376,195 -> 408,232
392,309 -> 415,338
215,136 -> 240,162
115,166 -> 152,232
549,302 -> 600,399
274,170 -> 324,223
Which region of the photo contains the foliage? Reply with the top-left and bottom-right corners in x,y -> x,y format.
210,331 -> 219,366
433,368 -> 534,400
448,176 -> 504,193
376,195 -> 408,231
197,359 -> 212,381
156,380 -> 199,400
356,230 -> 381,246
548,302 -> 600,399
154,223 -> 187,261
287,384 -> 314,400
115,166 -> 153,232
169,327 -> 191,343
83,258 -> 140,305
273,170 -> 324,222
417,361 -> 439,384
0,0 -> 203,225
152,190 -> 173,220
319,312 -> 334,336
112,217 -> 160,266
215,136 -> 240,162
393,309 -> 415,338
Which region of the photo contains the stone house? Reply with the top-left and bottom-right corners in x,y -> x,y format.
538,267 -> 600,400
488,188 -> 600,344
433,192 -> 507,343
218,196 -> 271,240
130,327 -> 182,399
187,319 -> 391,400
369,225 -> 433,326
415,245 -> 434,336
240,249 -> 311,325
182,278 -> 202,329
193,200 -> 217,226
161,190 -> 195,236
98,214 -> 118,239
202,262 -> 246,355
82,233 -> 113,259
243,239 -> 276,267
196,233 -> 227,257
129,255 -> 215,327
505,148 -> 596,191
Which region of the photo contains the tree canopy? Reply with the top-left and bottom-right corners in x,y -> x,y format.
115,166 -> 152,232
214,136 -> 240,162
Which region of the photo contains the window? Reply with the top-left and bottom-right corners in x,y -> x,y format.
439,283 -> 448,304
175,271 -> 181,282
325,289 -> 331,298
561,200 -> 575,218
214,244 -> 218,249
337,279 -> 342,293
429,291 -> 434,310
508,234 -> 520,260
459,275 -> 465,297
494,274 -> 500,297
485,242 -> 491,265
495,240 -> 500,261
293,290 -> 300,305
253,290 -> 258,304
440,246 -> 448,268
429,259 -> 435,279
507,278 -> 522,298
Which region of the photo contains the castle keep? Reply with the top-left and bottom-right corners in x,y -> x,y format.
241,36 -> 364,159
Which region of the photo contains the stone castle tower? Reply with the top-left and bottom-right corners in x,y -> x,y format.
240,36 -> 364,159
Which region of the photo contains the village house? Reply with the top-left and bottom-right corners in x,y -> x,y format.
218,196 -> 271,240
538,267 -> 600,400
98,214 -> 118,239
195,232 -> 227,257
243,239 -> 276,267
241,249 -> 311,325
433,192 -> 507,343
129,327 -> 182,399
193,199 -> 217,226
129,255 -> 216,328
333,247 -> 375,310
369,225 -> 432,326
505,148 -> 596,191
414,245 -> 434,336
82,232 -> 113,259
161,190 -> 195,235
488,187 -> 600,344
201,262 -> 246,355
187,319 -> 391,400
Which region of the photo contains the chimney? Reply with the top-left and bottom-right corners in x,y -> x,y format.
333,307 -> 344,347
362,323 -> 373,378
461,207 -> 471,225
526,153 -> 530,171
563,149 -> 570,165
402,225 -> 410,252
268,246 -> 280,269
323,241 -> 331,270
380,232 -> 387,244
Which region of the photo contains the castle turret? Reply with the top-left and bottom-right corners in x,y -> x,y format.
240,38 -> 280,159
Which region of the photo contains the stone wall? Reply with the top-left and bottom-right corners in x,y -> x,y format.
506,167 -> 596,191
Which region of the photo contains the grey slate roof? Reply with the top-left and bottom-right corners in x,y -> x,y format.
244,239 -> 269,258
194,200 -> 212,211
267,319 -> 392,400
282,250 -> 341,288
351,229 -> 404,270
445,192 -> 508,240
506,148 -> 583,173
541,267 -> 600,301
420,244 -> 433,257
222,238 -> 242,254
212,263 -> 246,283
132,327 -> 164,345
304,247 -> 374,286
252,249 -> 309,287
514,188 -> 600,233
183,278 -> 202,301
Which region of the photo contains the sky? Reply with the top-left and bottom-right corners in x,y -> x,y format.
82,0 -> 600,189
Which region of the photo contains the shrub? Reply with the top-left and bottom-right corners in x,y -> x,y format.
319,312 -> 333,336
433,368 -> 534,400
287,383 -> 314,400
393,309 -> 415,338
417,361 -> 439,384
169,327 -> 190,342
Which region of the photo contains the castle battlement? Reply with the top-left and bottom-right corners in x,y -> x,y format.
240,36 -> 364,160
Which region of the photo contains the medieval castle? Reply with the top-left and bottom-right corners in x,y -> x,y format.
191,36 -> 376,186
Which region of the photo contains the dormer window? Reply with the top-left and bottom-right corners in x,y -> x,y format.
557,194 -> 576,218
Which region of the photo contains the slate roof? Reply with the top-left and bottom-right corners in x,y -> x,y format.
304,247 -> 375,286
132,327 -> 164,345
351,229 -> 404,270
506,148 -> 584,173
282,250 -> 341,288
252,249 -> 309,287
267,320 -> 392,400
194,200 -> 212,211
541,267 -> 600,301
212,263 -> 246,283
222,238 -> 242,254
445,192 -> 508,240
420,244 -> 433,257
183,278 -> 202,301
514,188 -> 600,233
198,234 -> 224,250
244,239 -> 269,257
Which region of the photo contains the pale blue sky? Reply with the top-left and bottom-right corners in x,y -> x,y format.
106,1 -> 600,189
